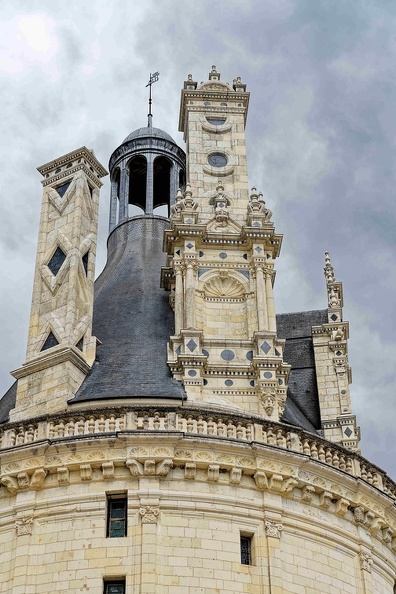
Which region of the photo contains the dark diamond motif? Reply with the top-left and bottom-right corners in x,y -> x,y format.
266,253 -> 271,259
331,314 -> 338,321
175,346 -> 181,355
344,427 -> 353,438
41,331 -> 59,351
48,246 -> 66,276
275,348 -> 280,356
82,251 -> 89,276
187,339 -> 197,352
254,246 -> 263,253
336,350 -> 342,356
261,341 -> 271,354
176,250 -> 181,256
55,181 -> 71,198
186,243 -> 193,249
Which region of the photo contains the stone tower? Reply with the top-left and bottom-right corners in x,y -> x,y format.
0,68 -> 395,594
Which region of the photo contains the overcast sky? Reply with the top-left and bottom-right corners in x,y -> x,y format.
0,0 -> 395,479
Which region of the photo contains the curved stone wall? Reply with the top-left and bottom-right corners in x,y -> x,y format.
0,405 -> 395,593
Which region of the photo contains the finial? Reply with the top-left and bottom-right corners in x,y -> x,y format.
324,251 -> 335,284
146,71 -> 160,127
209,65 -> 220,81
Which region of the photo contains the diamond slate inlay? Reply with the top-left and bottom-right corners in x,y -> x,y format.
48,246 -> 66,276
55,181 -> 71,197
187,339 -> 197,352
261,341 -> 271,354
344,427 -> 353,438
254,246 -> 263,253
186,243 -> 193,249
331,314 -> 338,321
41,331 -> 59,351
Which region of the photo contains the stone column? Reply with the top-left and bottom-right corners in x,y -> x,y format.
118,166 -> 129,222
170,164 -> 178,209
146,153 -> 154,214
108,178 -> 118,232
255,265 -> 268,330
185,263 -> 195,329
265,266 -> 276,332
174,265 -> 184,334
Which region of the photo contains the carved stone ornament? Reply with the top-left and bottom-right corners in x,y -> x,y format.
354,506 -> 366,524
247,188 -> 272,222
139,506 -> 160,524
359,552 -> 373,573
15,516 -> 33,536
265,519 -> 283,538
328,286 -> 341,308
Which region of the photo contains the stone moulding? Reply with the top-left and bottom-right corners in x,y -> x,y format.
0,404 -> 395,503
0,425 -> 395,553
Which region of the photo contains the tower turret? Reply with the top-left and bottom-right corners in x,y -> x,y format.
163,67 -> 290,421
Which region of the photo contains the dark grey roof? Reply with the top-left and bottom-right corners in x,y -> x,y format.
70,216 -> 186,403
277,310 -> 328,433
123,126 -> 176,145
0,381 -> 17,424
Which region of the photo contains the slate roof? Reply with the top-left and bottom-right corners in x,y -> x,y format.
123,126 -> 176,145
70,216 -> 186,403
277,309 -> 328,433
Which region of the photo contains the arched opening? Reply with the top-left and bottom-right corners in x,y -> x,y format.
128,156 -> 147,212
128,204 -> 145,217
112,168 -> 120,225
179,168 -> 186,191
153,156 -> 171,215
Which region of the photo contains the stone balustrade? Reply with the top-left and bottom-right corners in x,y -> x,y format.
0,405 -> 393,499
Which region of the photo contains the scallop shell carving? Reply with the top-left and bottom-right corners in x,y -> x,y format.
204,276 -> 244,299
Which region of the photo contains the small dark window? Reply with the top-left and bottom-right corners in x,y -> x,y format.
103,579 -> 125,594
240,535 -> 252,565
107,496 -> 127,537
87,184 -> 94,199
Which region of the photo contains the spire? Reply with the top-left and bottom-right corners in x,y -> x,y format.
146,71 -> 159,128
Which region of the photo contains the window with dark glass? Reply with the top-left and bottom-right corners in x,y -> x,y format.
107,495 -> 127,537
103,578 -> 125,594
240,534 -> 252,565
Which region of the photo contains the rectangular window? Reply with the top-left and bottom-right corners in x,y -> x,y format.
107,495 -> 127,538
240,534 -> 252,565
103,579 -> 125,594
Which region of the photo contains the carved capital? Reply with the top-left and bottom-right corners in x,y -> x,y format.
139,506 -> 160,524
15,516 -> 33,536
359,552 -> 373,573
265,519 -> 283,538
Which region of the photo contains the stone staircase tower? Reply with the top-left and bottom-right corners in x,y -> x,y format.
163,66 -> 290,421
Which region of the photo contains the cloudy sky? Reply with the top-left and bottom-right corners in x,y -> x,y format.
1,0 -> 395,479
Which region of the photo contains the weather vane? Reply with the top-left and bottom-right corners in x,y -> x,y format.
146,71 -> 160,127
